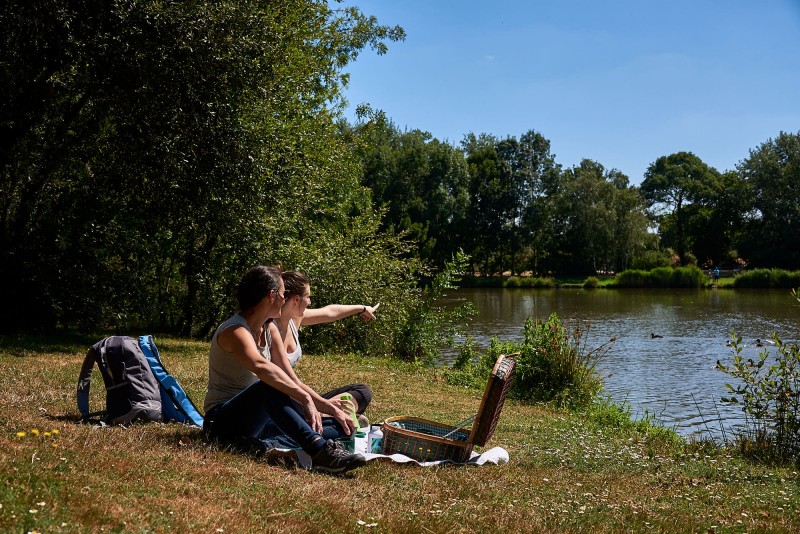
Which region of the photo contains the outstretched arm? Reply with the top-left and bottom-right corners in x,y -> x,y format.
299,302 -> 380,327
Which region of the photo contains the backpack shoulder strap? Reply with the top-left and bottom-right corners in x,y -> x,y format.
138,335 -> 204,427
76,338 -> 110,421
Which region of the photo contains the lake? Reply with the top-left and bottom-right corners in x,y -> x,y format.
439,287 -> 800,438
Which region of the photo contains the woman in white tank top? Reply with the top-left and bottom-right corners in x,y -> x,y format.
269,271 -> 379,419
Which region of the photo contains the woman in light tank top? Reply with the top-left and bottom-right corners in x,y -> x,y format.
202,266 -> 366,474
268,271 -> 377,420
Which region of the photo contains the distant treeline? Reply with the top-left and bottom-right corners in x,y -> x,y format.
349,114 -> 800,277
461,267 -> 800,289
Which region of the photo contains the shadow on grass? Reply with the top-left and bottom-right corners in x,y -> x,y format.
0,330 -> 101,356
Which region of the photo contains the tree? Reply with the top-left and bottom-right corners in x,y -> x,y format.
737,131 -> 800,269
641,152 -> 720,265
609,173 -> 651,272
550,161 -> 648,275
464,135 -> 514,274
350,112 -> 471,267
495,130 -> 559,274
461,130 -> 560,275
683,170 -> 748,267
0,0 -> 410,342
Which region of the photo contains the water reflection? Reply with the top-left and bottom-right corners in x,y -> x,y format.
440,288 -> 800,438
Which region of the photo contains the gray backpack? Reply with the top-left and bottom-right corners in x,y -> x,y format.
76,336 -> 162,424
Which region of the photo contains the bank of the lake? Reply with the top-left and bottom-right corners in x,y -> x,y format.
2,335 -> 799,533
441,287 -> 800,440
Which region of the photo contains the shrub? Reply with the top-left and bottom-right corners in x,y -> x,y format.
393,251 -> 477,364
612,266 -> 708,288
532,277 -> 556,288
451,313 -> 612,409
718,291 -> 800,463
650,267 -> 673,287
734,269 -> 800,289
669,265 -> 709,288
631,250 -> 672,270
613,269 -> 650,287
733,268 -> 771,288
583,276 -> 599,289
505,276 -> 555,288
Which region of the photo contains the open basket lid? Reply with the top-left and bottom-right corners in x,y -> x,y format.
469,354 -> 516,447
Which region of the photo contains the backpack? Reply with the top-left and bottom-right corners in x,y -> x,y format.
77,336 -> 162,425
77,335 -> 204,427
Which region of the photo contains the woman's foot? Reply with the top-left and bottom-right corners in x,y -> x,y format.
312,439 -> 367,473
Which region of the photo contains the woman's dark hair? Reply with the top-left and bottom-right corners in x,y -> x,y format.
282,271 -> 310,298
236,266 -> 282,311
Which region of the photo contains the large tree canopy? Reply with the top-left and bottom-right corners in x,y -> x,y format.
350,113 -> 471,267
641,152 -> 720,265
737,131 -> 800,269
0,0 -> 410,343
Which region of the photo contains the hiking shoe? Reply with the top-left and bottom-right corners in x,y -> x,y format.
312,439 -> 367,474
357,414 -> 370,430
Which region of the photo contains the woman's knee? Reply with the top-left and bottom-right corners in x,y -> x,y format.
350,384 -> 372,413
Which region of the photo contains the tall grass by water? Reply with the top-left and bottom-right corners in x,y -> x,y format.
733,268 -> 800,289
611,265 -> 709,288
460,274 -> 556,288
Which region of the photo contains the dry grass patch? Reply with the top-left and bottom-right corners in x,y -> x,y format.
2,334 -> 800,532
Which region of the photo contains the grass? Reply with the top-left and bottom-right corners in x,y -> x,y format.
3,334 -> 800,533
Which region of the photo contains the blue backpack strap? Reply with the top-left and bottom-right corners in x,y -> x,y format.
138,335 -> 204,427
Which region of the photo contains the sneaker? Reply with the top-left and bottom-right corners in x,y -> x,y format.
357,414 -> 370,430
311,439 -> 367,474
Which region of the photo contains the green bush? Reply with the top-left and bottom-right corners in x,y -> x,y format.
451,313 -> 611,409
505,276 -> 555,288
650,267 -> 673,287
734,269 -> 800,289
613,269 -> 650,287
612,266 -> 709,288
719,333 -> 800,463
583,276 -> 599,289
393,252 -> 477,364
670,265 -> 709,287
719,290 -> 800,463
631,250 -> 672,270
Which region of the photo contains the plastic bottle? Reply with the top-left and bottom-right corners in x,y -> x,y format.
368,425 -> 383,454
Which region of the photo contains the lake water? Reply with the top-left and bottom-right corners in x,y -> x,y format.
439,287 -> 800,438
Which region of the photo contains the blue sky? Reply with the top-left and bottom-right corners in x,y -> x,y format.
340,1 -> 800,184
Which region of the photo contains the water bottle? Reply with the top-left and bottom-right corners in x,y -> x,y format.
368,425 -> 383,454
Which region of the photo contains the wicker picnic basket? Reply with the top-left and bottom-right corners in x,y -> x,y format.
382,354 -> 516,462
